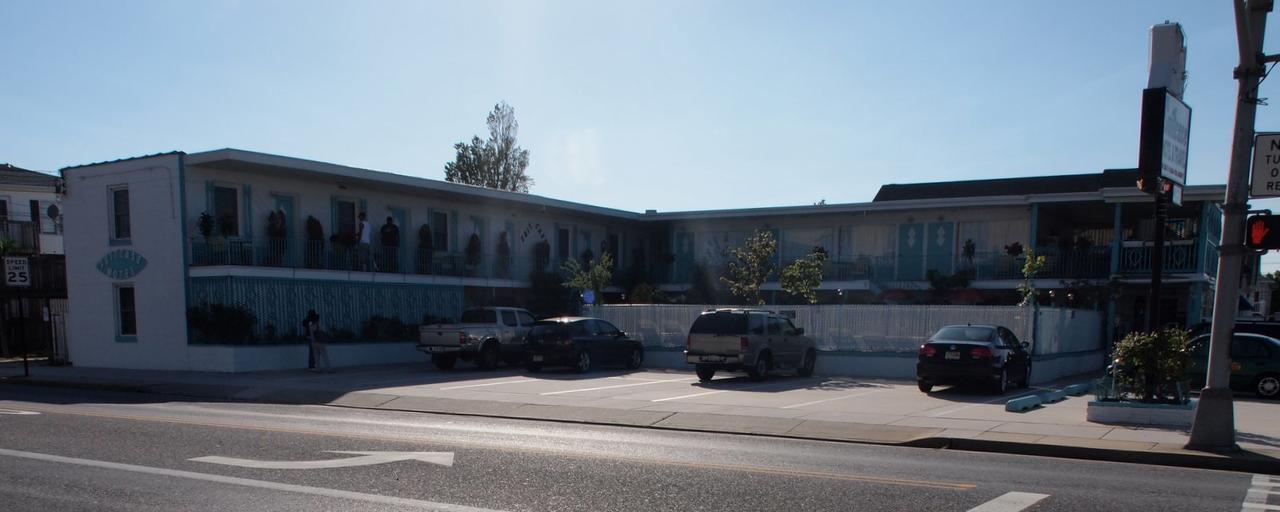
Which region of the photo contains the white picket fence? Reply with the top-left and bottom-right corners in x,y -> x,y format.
583,304 -> 1103,355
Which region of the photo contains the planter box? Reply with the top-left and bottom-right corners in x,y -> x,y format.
1086,399 -> 1197,427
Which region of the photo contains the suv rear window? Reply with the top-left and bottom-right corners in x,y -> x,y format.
461,309 -> 498,323
931,326 -> 995,342
690,312 -> 748,335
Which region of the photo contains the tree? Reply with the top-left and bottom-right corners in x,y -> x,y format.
1017,250 -> 1047,306
721,230 -> 777,305
444,101 -> 533,192
562,252 -> 614,304
781,246 -> 827,304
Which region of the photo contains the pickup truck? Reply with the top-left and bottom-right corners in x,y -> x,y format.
418,307 -> 538,370
685,308 -> 816,382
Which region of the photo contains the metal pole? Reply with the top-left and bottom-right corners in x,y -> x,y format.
19,286 -> 27,378
1147,190 -> 1167,332
1187,0 -> 1271,451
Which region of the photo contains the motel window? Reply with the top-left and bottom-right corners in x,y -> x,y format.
430,211 -> 449,251
111,187 -> 131,241
213,185 -> 239,237
557,228 -> 570,260
117,286 -> 137,337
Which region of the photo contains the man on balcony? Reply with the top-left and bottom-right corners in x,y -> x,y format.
380,216 -> 400,272
356,212 -> 376,272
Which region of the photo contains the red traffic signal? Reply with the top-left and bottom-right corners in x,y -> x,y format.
1246,215 -> 1280,250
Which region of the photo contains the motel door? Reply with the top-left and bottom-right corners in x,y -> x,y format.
896,223 -> 924,281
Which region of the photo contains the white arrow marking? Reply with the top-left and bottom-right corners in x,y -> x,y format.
191,451 -> 453,469
0,408 -> 40,415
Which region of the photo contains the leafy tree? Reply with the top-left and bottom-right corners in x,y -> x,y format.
721,230 -> 777,305
0,238 -> 15,257
1017,250 -> 1047,306
781,246 -> 827,304
444,101 -> 533,192
562,252 -> 614,304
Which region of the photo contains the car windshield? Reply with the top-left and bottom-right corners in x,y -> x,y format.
690,312 -> 748,335
460,309 -> 497,323
931,326 -> 995,343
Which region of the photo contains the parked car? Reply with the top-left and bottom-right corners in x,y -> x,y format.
1185,333 -> 1280,399
685,308 -> 816,382
524,317 -> 644,373
417,307 -> 537,370
916,324 -> 1031,394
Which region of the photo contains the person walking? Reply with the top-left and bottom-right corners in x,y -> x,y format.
304,309 -> 332,373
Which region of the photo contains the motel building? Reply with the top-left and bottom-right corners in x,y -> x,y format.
59,149 -> 1251,372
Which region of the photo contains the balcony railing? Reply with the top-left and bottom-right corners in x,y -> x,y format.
1118,241 -> 1199,274
0,221 -> 40,254
189,238 -> 551,279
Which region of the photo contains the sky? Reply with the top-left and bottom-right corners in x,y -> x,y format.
6,1 -> 1280,269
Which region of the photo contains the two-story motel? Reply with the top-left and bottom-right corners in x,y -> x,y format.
60,149 -> 1246,371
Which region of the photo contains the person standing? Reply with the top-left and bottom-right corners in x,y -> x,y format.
304,309 -> 331,373
356,212 -> 376,271
380,216 -> 400,272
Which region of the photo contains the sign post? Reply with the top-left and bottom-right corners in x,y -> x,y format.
4,256 -> 31,377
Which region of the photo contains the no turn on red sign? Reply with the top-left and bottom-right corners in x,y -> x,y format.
1251,133 -> 1280,198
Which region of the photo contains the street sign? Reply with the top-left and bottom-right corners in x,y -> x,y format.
3,256 -> 30,287
1250,133 -> 1280,197
1138,87 -> 1191,190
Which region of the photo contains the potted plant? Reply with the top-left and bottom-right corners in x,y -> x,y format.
1088,328 -> 1196,426
465,233 -> 483,275
304,216 -> 324,268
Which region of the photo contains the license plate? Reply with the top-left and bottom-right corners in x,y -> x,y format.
945,351 -> 961,360
698,355 -> 727,363
532,355 -> 544,362
424,346 -> 450,353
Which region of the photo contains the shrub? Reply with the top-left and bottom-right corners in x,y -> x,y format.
187,303 -> 257,343
361,315 -> 409,341
1109,328 -> 1192,404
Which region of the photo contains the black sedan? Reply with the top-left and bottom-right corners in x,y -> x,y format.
916,324 -> 1032,394
525,317 -> 644,373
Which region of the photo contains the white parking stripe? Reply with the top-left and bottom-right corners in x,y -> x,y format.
967,491 -> 1049,512
540,377 -> 693,396
438,379 -> 532,391
0,448 -> 504,512
1243,504 -> 1280,511
781,388 -> 891,409
650,390 -> 726,402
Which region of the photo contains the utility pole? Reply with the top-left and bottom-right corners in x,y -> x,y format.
1187,0 -> 1272,451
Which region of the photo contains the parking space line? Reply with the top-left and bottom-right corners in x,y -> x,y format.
781,388 -> 891,409
540,377 -> 693,396
648,381 -> 784,402
438,379 -> 533,391
966,491 -> 1049,512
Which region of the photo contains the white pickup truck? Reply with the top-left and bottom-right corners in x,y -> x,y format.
418,307 -> 538,370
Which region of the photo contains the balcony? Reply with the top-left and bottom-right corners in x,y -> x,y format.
1118,241 -> 1200,275
0,221 -> 41,254
189,238 -> 550,280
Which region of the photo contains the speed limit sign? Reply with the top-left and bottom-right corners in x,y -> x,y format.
4,257 -> 31,287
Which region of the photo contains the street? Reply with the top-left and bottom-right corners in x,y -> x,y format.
0,385 -> 1266,511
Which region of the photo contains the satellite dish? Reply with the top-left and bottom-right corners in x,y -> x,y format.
46,204 -> 60,219
582,290 -> 596,305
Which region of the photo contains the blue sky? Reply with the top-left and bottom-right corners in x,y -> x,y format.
6,1 -> 1280,267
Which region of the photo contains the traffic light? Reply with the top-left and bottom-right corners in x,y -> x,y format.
1245,215 -> 1280,250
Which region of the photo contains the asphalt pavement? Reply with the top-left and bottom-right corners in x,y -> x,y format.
0,385 -> 1270,511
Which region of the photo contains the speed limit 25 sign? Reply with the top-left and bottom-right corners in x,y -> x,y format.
4,257 -> 31,287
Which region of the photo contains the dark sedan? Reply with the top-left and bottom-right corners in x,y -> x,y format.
525,317 -> 644,373
916,324 -> 1032,394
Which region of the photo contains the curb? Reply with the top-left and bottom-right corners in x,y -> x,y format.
938,437 -> 1280,476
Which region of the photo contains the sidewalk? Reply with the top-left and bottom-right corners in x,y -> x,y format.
2,361 -> 1277,474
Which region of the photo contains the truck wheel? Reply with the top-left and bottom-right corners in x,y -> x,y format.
747,352 -> 770,382
431,354 -> 457,371
695,365 -> 716,382
476,342 -> 500,370
798,349 -> 816,377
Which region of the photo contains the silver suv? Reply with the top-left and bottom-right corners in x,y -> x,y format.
685,308 -> 816,382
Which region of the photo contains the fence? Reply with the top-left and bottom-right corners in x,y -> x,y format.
584,304 -> 1104,356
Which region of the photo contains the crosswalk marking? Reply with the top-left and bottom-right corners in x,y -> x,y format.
967,492 -> 1049,512
1244,475 -> 1279,512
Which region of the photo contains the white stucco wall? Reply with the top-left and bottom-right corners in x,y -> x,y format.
63,154 -> 190,370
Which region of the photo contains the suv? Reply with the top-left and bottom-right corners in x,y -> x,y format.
685,308 -> 816,382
